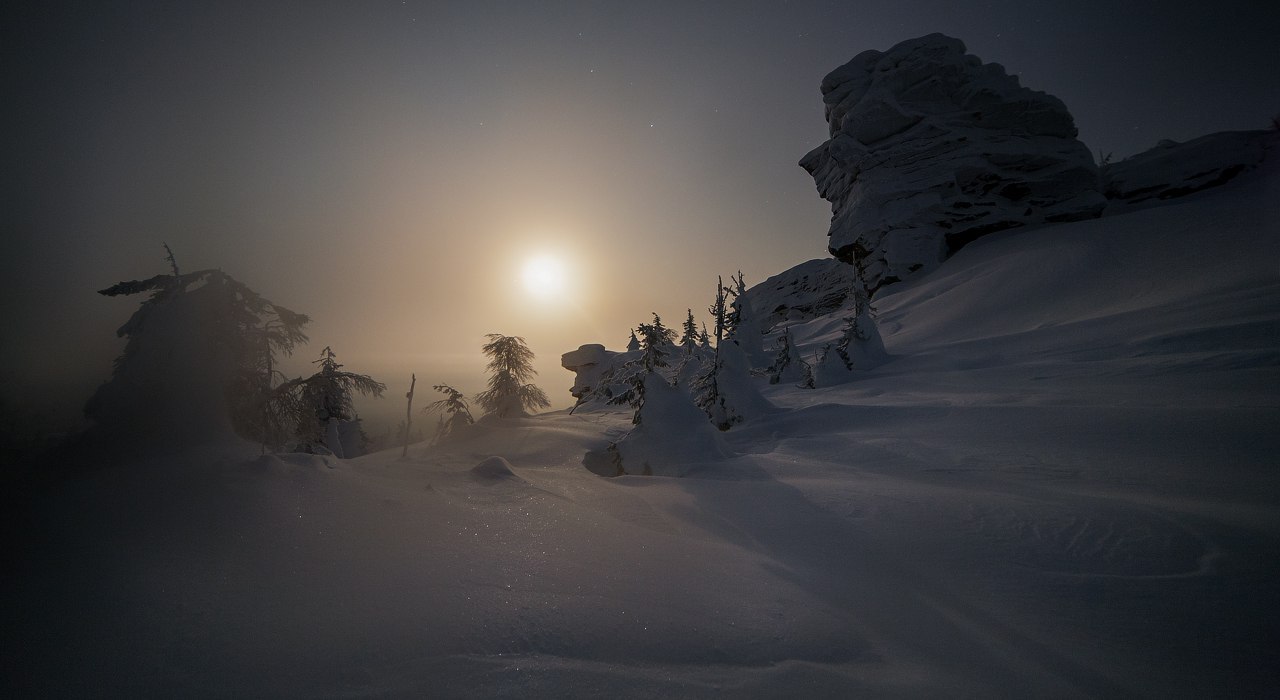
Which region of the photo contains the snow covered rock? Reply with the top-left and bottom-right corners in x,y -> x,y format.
561,344 -> 625,399
743,259 -> 857,332
799,33 -> 1105,291
1103,130 -> 1276,206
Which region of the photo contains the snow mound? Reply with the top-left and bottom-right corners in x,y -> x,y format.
587,374 -> 730,477
1104,129 -> 1277,206
469,455 -> 526,483
800,33 -> 1104,290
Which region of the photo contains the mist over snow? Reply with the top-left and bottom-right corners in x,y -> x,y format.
5,16 -> 1280,699
7,134 -> 1278,696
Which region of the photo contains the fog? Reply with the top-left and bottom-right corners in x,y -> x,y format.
4,1 -> 1275,442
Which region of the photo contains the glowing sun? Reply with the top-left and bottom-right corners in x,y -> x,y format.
521,254 -> 567,299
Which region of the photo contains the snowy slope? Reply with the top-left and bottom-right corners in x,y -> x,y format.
5,162 -> 1278,697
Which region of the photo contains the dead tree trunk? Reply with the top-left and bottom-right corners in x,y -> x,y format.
401,373 -> 416,458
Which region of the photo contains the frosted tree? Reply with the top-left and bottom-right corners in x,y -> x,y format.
643,314 -> 677,365
768,327 -> 810,386
609,314 -> 677,423
698,322 -> 712,350
723,271 -> 746,337
813,263 -> 888,385
424,383 -> 474,443
476,334 -> 550,418
725,270 -> 766,366
679,309 -> 699,355
86,246 -> 310,448
279,346 -> 386,455
708,276 -> 727,347
692,353 -> 730,430
626,330 -> 641,352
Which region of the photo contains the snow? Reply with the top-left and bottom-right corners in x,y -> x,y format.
6,159 -> 1279,696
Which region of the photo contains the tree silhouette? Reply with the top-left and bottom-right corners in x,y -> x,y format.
423,383 -> 474,443
87,248 -> 310,447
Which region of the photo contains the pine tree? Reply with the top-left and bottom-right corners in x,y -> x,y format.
476,334 -> 550,418
86,247 -> 310,448
813,260 -> 888,385
639,313 -> 678,369
708,276 -> 727,347
698,322 -> 712,350
723,271 -> 746,339
610,314 -> 678,423
424,383 -> 474,442
692,351 -> 731,430
626,330 -> 641,352
679,309 -> 699,354
767,327 -> 809,386
279,346 -> 386,454
725,270 -> 767,366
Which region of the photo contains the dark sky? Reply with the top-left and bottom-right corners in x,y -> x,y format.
3,0 -> 1277,429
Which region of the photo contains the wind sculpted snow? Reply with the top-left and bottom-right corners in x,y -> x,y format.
5,159 -> 1279,697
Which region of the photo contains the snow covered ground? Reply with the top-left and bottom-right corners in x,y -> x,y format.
5,161 -> 1278,697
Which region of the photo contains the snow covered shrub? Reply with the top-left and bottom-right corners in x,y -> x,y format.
85,249 -> 310,448
276,346 -> 385,456
476,334 -> 550,419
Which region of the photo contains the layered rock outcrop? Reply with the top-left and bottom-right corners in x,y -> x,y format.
742,258 -> 856,332
800,33 -> 1105,290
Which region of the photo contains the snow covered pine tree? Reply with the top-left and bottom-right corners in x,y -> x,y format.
476,334 -> 550,419
86,246 -> 310,449
278,346 -> 385,456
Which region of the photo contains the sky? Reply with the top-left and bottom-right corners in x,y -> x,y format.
3,0 -> 1277,434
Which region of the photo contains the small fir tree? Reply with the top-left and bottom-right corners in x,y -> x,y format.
679,309 -> 699,354
626,330 -> 641,352
708,276 -> 728,347
279,346 -> 385,454
610,314 -> 678,423
639,313 -> 677,369
424,383 -> 474,442
767,327 -> 810,386
476,334 -> 550,418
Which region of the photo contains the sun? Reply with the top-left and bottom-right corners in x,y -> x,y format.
521,254 -> 567,299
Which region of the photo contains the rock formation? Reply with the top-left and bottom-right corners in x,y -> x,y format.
800,33 -> 1105,291
560,344 -> 623,400
742,258 -> 856,332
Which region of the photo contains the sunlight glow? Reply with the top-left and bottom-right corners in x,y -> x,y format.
522,254 -> 567,300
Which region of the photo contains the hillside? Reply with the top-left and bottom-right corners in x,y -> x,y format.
5,159 -> 1278,697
